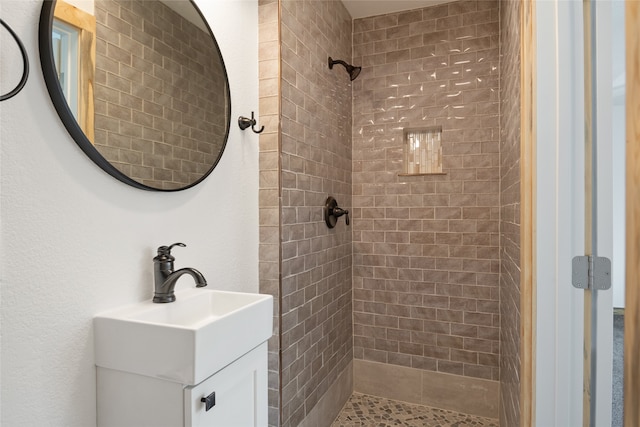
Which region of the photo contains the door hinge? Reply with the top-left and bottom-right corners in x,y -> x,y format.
572,255 -> 612,290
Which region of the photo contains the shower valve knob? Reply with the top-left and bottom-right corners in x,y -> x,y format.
333,207 -> 350,225
324,196 -> 350,228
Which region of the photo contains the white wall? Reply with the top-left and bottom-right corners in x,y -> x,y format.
62,0 -> 94,15
611,0 -> 626,309
535,3 -> 586,425
0,1 -> 259,425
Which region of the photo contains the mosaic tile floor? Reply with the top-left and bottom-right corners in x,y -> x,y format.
332,393 -> 499,427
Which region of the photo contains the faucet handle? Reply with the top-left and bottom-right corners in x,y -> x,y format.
157,242 -> 186,256
155,243 -> 186,262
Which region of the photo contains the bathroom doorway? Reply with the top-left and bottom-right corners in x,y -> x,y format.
530,1 -> 639,426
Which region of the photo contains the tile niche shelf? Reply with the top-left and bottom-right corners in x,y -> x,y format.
398,126 -> 446,176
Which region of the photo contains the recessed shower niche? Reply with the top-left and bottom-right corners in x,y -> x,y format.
400,126 -> 444,176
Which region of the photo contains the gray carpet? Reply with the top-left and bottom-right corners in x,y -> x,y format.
612,313 -> 624,427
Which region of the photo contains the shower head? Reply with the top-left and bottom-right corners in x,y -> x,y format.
328,57 -> 361,81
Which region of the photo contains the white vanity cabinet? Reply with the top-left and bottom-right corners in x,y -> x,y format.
94,289 -> 273,426
97,342 -> 268,427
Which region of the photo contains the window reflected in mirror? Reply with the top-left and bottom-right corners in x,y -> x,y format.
52,20 -> 80,119
52,0 -> 95,143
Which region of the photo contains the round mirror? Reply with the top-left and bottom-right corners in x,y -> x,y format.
39,0 -> 231,191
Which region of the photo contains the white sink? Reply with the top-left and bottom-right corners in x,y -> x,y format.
94,288 -> 273,385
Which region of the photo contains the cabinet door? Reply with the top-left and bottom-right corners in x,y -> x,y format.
184,343 -> 267,427
97,367 -> 184,427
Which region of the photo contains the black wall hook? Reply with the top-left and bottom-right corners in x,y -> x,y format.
1,19 -> 29,101
238,111 -> 264,134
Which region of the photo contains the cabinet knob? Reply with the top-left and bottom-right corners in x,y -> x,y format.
201,391 -> 216,411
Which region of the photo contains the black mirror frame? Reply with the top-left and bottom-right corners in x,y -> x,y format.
38,0 -> 231,191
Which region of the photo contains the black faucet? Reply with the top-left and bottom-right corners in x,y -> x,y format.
153,243 -> 207,303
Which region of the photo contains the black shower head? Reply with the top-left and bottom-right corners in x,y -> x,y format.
328,57 -> 361,81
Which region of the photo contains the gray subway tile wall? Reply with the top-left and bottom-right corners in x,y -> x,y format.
499,0 -> 522,426
257,0 -> 522,425
352,0 -> 501,381
258,0 -> 282,426
279,0 -> 353,426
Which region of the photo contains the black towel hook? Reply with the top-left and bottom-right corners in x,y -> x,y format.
238,111 -> 264,134
0,19 -> 29,101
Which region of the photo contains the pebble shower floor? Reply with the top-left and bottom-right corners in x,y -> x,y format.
332,393 -> 499,427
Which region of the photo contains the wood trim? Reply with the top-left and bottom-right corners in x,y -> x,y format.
53,0 -> 96,143
625,2 -> 640,426
519,1 -> 536,426
582,1 -> 595,425
53,1 -> 95,30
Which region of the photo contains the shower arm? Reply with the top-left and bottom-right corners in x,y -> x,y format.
329,58 -> 349,69
328,57 -> 361,81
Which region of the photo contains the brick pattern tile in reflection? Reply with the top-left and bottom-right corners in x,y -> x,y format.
94,0 -> 227,189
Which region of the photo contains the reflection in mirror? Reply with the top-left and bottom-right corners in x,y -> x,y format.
52,0 -> 96,141
40,0 -> 230,191
52,20 -> 79,116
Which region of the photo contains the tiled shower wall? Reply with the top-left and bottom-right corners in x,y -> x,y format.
94,0 -> 227,189
279,0 -> 353,426
499,0 -> 522,425
352,0 -> 501,381
257,0 -> 281,425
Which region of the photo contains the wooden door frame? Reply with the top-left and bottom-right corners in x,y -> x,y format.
625,3 -> 639,426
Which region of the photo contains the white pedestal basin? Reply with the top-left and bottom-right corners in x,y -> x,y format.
94,288 -> 273,385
